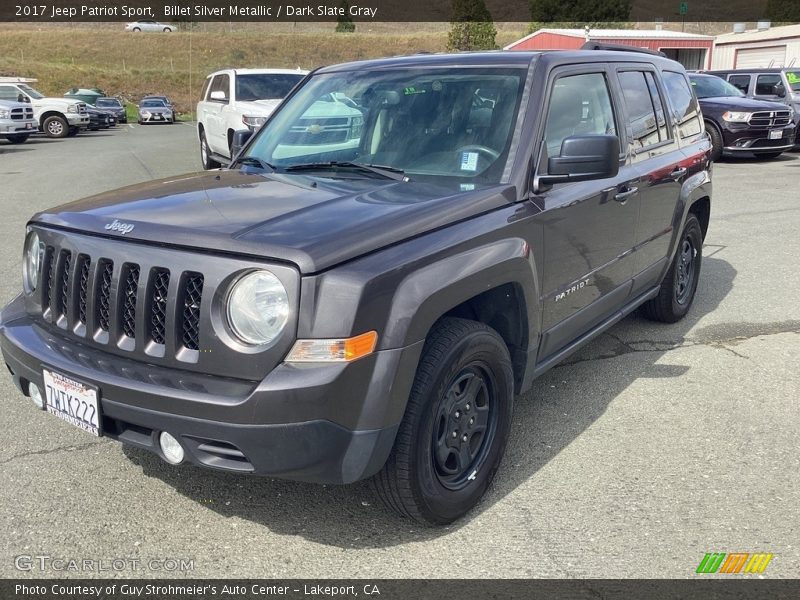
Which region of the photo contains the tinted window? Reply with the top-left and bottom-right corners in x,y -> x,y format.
689,75 -> 744,98
235,74 -> 305,101
727,74 -> 750,94
0,85 -> 19,101
662,71 -> 703,139
644,72 -> 670,142
618,71 -> 662,151
544,72 -> 616,158
756,74 -> 782,95
96,98 -> 121,107
210,74 -> 230,102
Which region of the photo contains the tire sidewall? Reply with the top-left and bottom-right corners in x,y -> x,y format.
706,122 -> 723,162
44,116 -> 68,138
411,330 -> 513,524
668,216 -> 703,319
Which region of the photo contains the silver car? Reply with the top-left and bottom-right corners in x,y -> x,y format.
137,98 -> 174,124
125,20 -> 174,32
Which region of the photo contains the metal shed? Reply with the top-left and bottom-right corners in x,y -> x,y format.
504,28 -> 714,70
712,23 -> 800,70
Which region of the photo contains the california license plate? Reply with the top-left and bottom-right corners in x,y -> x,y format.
769,130 -> 783,139
42,368 -> 101,436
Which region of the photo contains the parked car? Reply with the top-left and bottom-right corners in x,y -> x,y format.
125,20 -> 174,32
707,67 -> 800,115
197,68 -> 308,168
95,97 -> 127,124
85,105 -> 116,130
137,98 -> 174,124
0,99 -> 37,144
0,48 -> 712,525
142,95 -> 174,111
688,73 -> 795,160
0,77 -> 89,138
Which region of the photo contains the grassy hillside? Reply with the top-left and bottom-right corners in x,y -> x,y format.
0,25 -> 526,114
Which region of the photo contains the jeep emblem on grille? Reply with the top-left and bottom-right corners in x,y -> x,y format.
104,219 -> 135,235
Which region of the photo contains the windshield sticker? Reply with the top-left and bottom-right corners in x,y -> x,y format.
403,86 -> 426,95
460,183 -> 476,191
460,152 -> 478,172
787,72 -> 800,85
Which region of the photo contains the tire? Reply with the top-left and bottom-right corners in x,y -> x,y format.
706,122 -> 723,162
133,27 -> 141,32
200,130 -> 220,169
5,133 -> 29,144
755,151 -> 784,159
641,214 -> 703,323
67,127 -> 79,136
163,27 -> 172,32
372,317 -> 514,525
42,115 -> 69,138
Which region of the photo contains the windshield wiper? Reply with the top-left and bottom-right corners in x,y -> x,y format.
284,161 -> 408,181
233,156 -> 276,172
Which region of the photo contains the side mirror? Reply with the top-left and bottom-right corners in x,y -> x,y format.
537,135 -> 620,188
209,90 -> 227,102
230,129 -> 254,159
774,83 -> 786,98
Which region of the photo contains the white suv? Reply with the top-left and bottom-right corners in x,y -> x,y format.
197,68 -> 308,169
0,78 -> 89,138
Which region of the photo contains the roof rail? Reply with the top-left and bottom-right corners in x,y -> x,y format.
580,42 -> 666,58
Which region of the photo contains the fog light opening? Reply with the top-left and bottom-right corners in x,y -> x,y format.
29,383 -> 44,410
159,432 -> 185,465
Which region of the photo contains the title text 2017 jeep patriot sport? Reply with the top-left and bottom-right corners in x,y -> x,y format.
1,49 -> 712,525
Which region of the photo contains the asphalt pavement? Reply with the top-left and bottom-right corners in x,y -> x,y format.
0,124 -> 798,578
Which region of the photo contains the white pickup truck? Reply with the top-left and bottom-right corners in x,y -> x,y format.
0,99 -> 38,144
0,77 -> 89,138
197,68 -> 308,168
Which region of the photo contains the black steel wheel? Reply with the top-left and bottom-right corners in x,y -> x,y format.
641,214 -> 703,323
372,317 -> 514,525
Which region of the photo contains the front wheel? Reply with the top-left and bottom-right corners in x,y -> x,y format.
706,122 -> 723,162
641,214 -> 703,323
42,115 -> 69,138
372,317 -> 514,525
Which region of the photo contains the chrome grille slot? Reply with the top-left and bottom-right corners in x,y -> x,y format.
120,264 -> 140,340
77,256 -> 91,325
148,268 -> 170,345
57,249 -> 72,325
42,245 -> 55,313
180,273 -> 204,351
96,259 -> 114,332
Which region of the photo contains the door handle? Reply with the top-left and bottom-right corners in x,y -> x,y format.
670,166 -> 688,180
614,187 -> 638,203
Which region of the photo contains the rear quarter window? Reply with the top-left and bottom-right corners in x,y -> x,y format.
200,77 -> 212,102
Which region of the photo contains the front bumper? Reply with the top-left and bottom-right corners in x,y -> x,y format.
1,295 -> 421,484
721,122 -> 796,153
0,120 -> 37,134
66,114 -> 89,126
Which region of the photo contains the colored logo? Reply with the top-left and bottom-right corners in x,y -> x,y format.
696,552 -> 774,574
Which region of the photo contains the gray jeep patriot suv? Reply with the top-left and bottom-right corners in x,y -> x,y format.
1,48 -> 712,525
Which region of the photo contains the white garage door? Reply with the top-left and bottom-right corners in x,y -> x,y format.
735,46 -> 787,68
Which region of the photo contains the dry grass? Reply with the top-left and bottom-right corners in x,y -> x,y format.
0,24 -> 527,113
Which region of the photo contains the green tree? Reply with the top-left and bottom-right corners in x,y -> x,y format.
529,0 -> 631,25
447,0 -> 497,51
766,0 -> 800,22
336,1 -> 355,33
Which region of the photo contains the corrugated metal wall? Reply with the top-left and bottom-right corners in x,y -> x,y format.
712,40 -> 800,69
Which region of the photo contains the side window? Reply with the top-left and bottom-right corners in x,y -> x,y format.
727,74 -> 750,94
200,77 -> 211,102
209,74 -> 230,103
0,86 -> 20,101
617,71 -> 664,151
756,74 -> 782,96
662,71 -> 703,139
543,72 -> 617,158
644,72 -> 670,142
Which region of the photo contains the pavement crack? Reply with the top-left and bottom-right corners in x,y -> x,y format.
0,441 -> 105,466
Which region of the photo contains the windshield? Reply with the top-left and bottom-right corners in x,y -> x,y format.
19,84 -> 44,99
141,99 -> 167,107
689,75 -> 744,99
235,73 -> 306,102
244,67 -> 526,184
785,71 -> 800,91
96,98 -> 121,107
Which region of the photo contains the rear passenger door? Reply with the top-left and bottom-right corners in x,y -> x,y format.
536,66 -> 639,359
612,66 -> 685,291
205,74 -> 231,156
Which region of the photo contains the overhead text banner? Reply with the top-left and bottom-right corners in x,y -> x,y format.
0,0 -> 794,23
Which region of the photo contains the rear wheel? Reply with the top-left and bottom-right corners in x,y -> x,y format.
5,133 -> 29,144
42,115 -> 68,138
200,130 -> 220,169
372,317 -> 514,525
641,214 -> 703,323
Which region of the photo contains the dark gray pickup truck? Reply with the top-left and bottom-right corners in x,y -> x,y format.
1,48 -> 712,525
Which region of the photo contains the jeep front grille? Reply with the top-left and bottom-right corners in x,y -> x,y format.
748,110 -> 792,128
77,256 -> 91,325
180,273 -> 203,351
148,268 -> 170,345
97,259 -> 113,332
121,264 -> 140,339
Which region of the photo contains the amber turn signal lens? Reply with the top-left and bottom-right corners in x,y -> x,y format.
286,331 -> 378,363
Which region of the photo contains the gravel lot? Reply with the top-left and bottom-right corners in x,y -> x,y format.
0,125 -> 798,579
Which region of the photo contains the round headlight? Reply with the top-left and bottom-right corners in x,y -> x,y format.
227,270 -> 289,346
23,231 -> 42,293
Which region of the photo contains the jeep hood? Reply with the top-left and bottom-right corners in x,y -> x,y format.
31,169 -> 515,274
